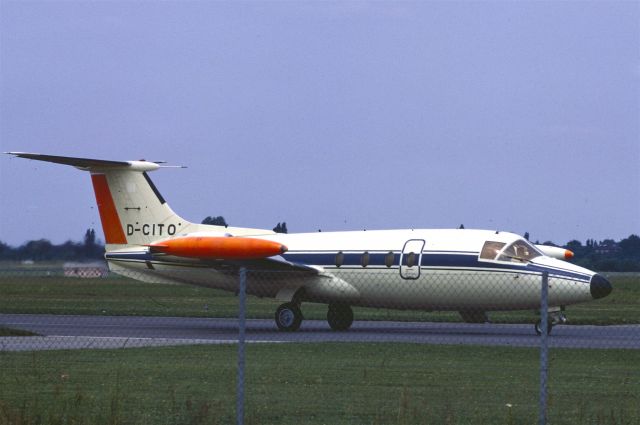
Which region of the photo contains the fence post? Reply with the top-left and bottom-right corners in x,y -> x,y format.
237,267 -> 247,425
539,271 -> 549,425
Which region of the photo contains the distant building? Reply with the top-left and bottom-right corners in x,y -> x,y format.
63,262 -> 108,278
594,240 -> 621,256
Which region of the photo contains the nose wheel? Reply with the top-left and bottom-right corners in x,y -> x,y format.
275,302 -> 302,331
534,320 -> 554,336
535,310 -> 567,335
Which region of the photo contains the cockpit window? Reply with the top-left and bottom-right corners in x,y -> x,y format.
480,241 -> 506,260
497,239 -> 542,263
479,239 -> 542,263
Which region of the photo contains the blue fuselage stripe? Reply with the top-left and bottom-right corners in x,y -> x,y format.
281,252 -> 590,281
106,250 -> 591,282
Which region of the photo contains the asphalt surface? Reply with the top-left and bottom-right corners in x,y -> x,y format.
1,313 -> 639,351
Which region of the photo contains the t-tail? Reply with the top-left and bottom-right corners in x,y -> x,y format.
5,153 -> 273,250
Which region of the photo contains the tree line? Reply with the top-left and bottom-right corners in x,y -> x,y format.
563,235 -> 640,272
0,229 -> 103,262
202,216 -> 288,234
1,223 -> 638,272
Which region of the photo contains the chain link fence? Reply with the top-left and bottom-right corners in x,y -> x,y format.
0,266 -> 638,424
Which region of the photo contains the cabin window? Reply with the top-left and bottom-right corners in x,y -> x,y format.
385,251 -> 394,268
405,252 -> 416,268
479,241 -> 506,261
361,251 -> 370,267
335,251 -> 344,267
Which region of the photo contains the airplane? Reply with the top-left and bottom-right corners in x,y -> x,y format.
6,152 -> 612,335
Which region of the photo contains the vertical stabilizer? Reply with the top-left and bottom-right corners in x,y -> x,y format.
90,168 -> 191,247
6,153 -> 273,250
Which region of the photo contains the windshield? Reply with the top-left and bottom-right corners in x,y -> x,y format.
497,239 -> 542,263
479,239 -> 542,263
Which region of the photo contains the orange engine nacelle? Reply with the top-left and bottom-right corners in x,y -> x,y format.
148,236 -> 287,260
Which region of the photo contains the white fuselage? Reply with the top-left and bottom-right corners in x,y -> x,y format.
106,228 -> 598,312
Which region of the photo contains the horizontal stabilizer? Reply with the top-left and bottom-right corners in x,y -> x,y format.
6,152 -> 130,168
5,152 -> 165,172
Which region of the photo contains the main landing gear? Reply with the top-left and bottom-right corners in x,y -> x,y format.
275,302 -> 303,332
534,309 -> 567,335
327,304 -> 354,331
274,302 -> 354,332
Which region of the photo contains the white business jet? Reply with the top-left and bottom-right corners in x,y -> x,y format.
7,153 -> 612,334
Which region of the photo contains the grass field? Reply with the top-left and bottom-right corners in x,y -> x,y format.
0,343 -> 638,425
1,270 -> 638,424
0,272 -> 638,325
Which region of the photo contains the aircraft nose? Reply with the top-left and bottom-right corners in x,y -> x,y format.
590,274 -> 612,299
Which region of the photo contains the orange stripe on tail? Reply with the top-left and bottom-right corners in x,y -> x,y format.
91,174 -> 128,244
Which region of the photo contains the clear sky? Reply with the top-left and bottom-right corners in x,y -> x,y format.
1,1 -> 638,247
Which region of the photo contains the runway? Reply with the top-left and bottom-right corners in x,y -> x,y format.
1,313 -> 638,351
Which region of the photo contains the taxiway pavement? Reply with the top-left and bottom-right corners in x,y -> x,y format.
1,313 -> 638,351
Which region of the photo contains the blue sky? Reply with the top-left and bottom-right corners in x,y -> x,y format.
1,1 -> 638,246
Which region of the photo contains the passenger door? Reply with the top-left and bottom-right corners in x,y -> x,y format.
400,239 -> 425,280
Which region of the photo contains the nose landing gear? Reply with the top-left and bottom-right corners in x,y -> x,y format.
535,309 -> 567,335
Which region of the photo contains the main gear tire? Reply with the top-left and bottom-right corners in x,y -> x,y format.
327,304 -> 354,331
275,303 -> 302,332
